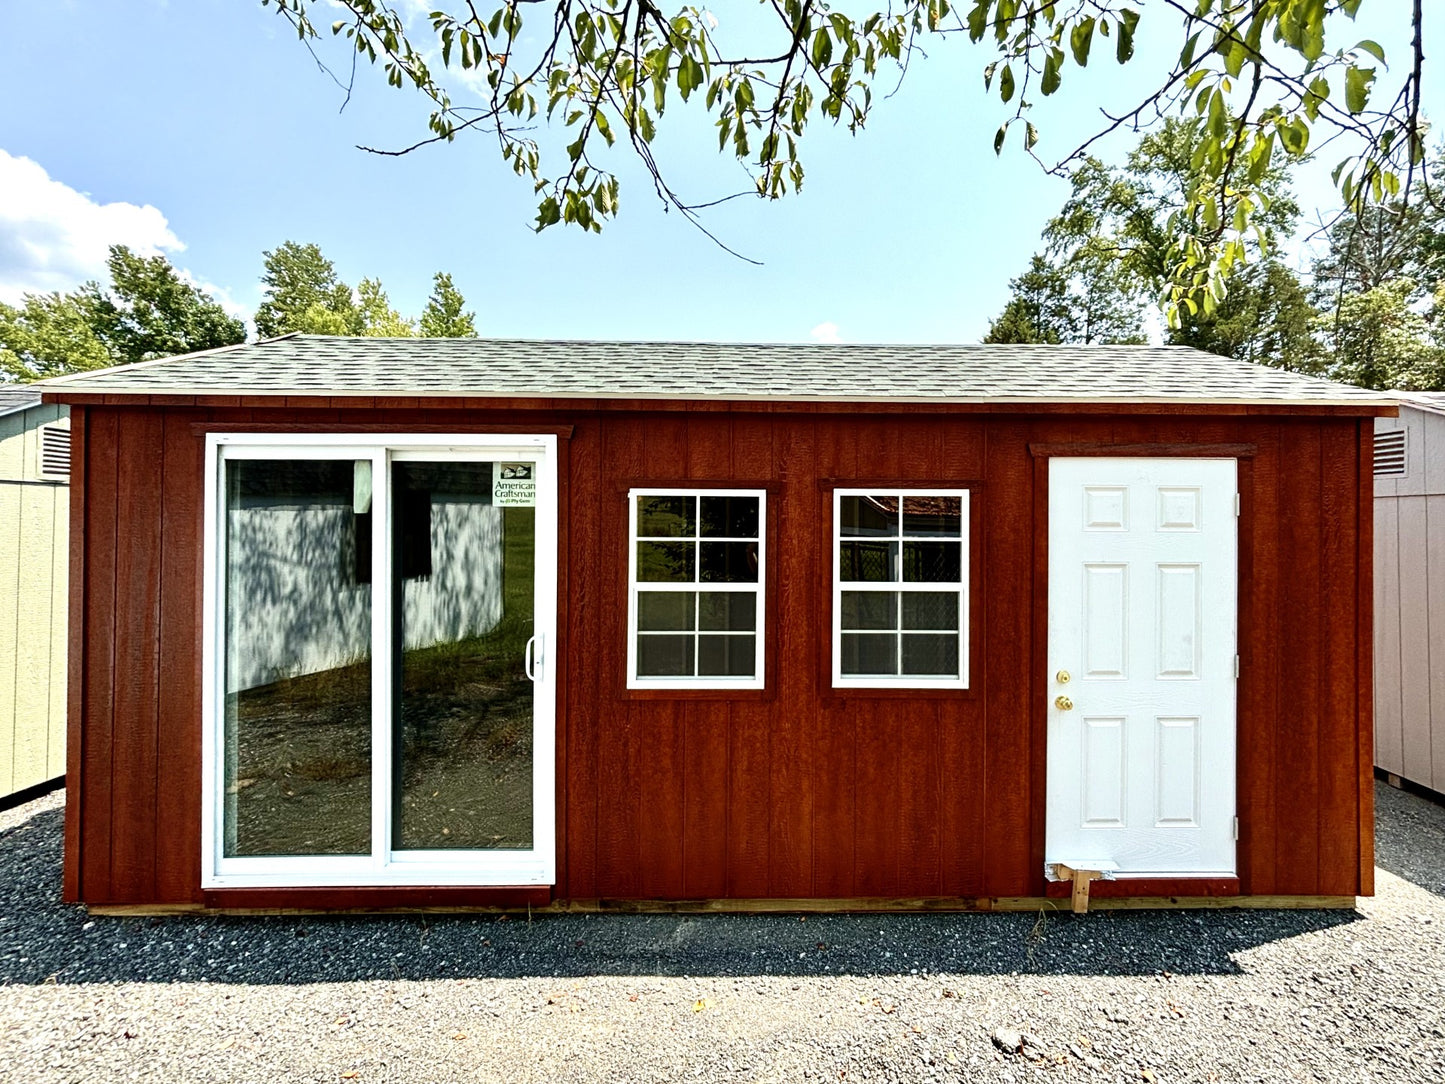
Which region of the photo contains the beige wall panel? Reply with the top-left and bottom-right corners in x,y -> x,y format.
1422,410 -> 1445,498
10,483 -> 56,790
1396,409 -> 1430,498
0,414 -> 25,482
1375,414 -> 1404,499
1375,497 -> 1404,774
0,480 -> 19,793
47,484 -> 68,780
1397,496 -> 1433,784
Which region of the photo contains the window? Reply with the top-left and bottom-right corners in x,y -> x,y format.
627,489 -> 766,689
833,490 -> 969,688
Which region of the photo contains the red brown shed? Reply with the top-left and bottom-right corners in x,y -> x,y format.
42,335 -> 1394,912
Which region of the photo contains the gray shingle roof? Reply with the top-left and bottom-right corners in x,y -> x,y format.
39,334 -> 1392,407
0,384 -> 42,419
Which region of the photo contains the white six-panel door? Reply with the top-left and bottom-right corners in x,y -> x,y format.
1045,457 -> 1238,877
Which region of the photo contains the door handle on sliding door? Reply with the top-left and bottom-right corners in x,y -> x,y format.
525,635 -> 541,681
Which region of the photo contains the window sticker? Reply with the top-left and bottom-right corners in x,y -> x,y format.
493,462 -> 537,506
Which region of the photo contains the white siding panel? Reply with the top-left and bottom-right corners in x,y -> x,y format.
1397,496 -> 1433,785
1374,498 -> 1404,775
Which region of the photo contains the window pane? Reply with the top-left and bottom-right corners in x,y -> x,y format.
902,496 -> 963,537
840,590 -> 896,630
902,540 -> 962,582
223,458 -> 371,858
902,591 -> 959,630
841,632 -> 898,675
637,540 -> 695,582
637,495 -> 695,537
700,495 -> 759,538
698,634 -> 756,677
639,591 -> 696,631
637,634 -> 694,677
394,463 -> 534,852
700,541 -> 759,583
839,495 -> 897,537
699,591 -> 756,631
902,633 -> 959,676
839,540 -> 897,582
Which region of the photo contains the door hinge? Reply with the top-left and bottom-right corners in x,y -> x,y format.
1233,816 -> 1240,841
1234,654 -> 1240,679
1235,493 -> 1241,516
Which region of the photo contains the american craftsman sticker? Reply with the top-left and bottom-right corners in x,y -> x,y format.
493,462 -> 537,506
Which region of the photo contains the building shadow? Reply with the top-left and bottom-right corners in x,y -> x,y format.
0,801 -> 1364,987
1373,779 -> 1445,900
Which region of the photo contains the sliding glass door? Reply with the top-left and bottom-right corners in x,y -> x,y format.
203,435 -> 557,888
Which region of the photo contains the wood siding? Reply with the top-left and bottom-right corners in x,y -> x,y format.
0,403 -> 68,799
1374,406 -> 1445,793
63,404 -> 1376,904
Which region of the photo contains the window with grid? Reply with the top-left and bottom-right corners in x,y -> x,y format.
628,489 -> 766,688
833,490 -> 969,688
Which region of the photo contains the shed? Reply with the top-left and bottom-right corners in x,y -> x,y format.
42,336 -> 1393,912
0,385 -> 69,804
1373,394 -> 1445,798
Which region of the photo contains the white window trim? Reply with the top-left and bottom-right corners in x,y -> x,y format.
201,431 -> 558,889
831,488 -> 970,690
626,487 -> 767,690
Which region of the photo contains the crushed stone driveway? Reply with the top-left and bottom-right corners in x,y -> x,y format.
2,782 -> 1443,1084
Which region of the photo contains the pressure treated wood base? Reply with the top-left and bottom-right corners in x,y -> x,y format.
87,895 -> 1359,918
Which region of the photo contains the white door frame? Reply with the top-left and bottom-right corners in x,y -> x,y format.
1040,453 -> 1242,878
200,432 -> 559,889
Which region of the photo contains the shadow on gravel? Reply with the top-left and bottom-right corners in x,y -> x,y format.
1373,780 -> 1445,900
1,801 -> 1364,987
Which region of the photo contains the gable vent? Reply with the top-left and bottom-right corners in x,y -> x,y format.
1374,429 -> 1407,477
40,426 -> 70,477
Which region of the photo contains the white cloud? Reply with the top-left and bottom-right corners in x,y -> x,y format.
810,321 -> 844,344
0,149 -> 183,303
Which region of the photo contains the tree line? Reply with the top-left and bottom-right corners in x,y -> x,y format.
983,119 -> 1445,392
0,241 -> 478,382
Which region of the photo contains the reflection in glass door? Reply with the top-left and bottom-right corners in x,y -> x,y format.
391,460 -> 535,851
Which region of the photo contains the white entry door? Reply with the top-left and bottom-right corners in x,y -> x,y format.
1045,457 -> 1238,878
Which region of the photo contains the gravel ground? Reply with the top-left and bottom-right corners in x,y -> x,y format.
2,782 -> 1443,1084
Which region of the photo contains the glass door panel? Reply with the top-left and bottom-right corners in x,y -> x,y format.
221,458 -> 373,857
391,460 -> 536,851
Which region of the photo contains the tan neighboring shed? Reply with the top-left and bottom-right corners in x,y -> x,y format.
1374,393 -> 1445,796
0,385 -> 69,801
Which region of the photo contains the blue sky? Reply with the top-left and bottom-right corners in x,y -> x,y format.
0,1 -> 1437,344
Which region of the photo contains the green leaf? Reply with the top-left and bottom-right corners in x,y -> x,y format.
1024,121 -> 1039,151
1041,50 -> 1061,95
1117,9 -> 1139,64
967,1 -> 988,42
812,27 -> 833,68
1354,38 -> 1386,64
999,64 -> 1015,103
1345,65 -> 1375,114
1070,17 -> 1094,66
994,121 -> 1009,154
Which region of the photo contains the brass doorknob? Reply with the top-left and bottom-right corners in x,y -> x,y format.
1054,695 -> 1074,711
1056,669 -> 1071,684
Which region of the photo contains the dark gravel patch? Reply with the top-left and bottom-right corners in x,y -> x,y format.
2,783 -> 1443,1082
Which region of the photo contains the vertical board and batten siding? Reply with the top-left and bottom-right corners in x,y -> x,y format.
0,403 -> 69,800
1374,406 -> 1445,794
64,403 -> 1375,904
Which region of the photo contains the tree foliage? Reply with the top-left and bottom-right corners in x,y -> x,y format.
419,272 -> 478,338
82,246 -> 246,365
1317,277 -> 1444,390
1170,258 -> 1321,371
255,241 -> 360,338
357,276 -> 415,336
263,0 -> 1431,316
0,245 -> 244,382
